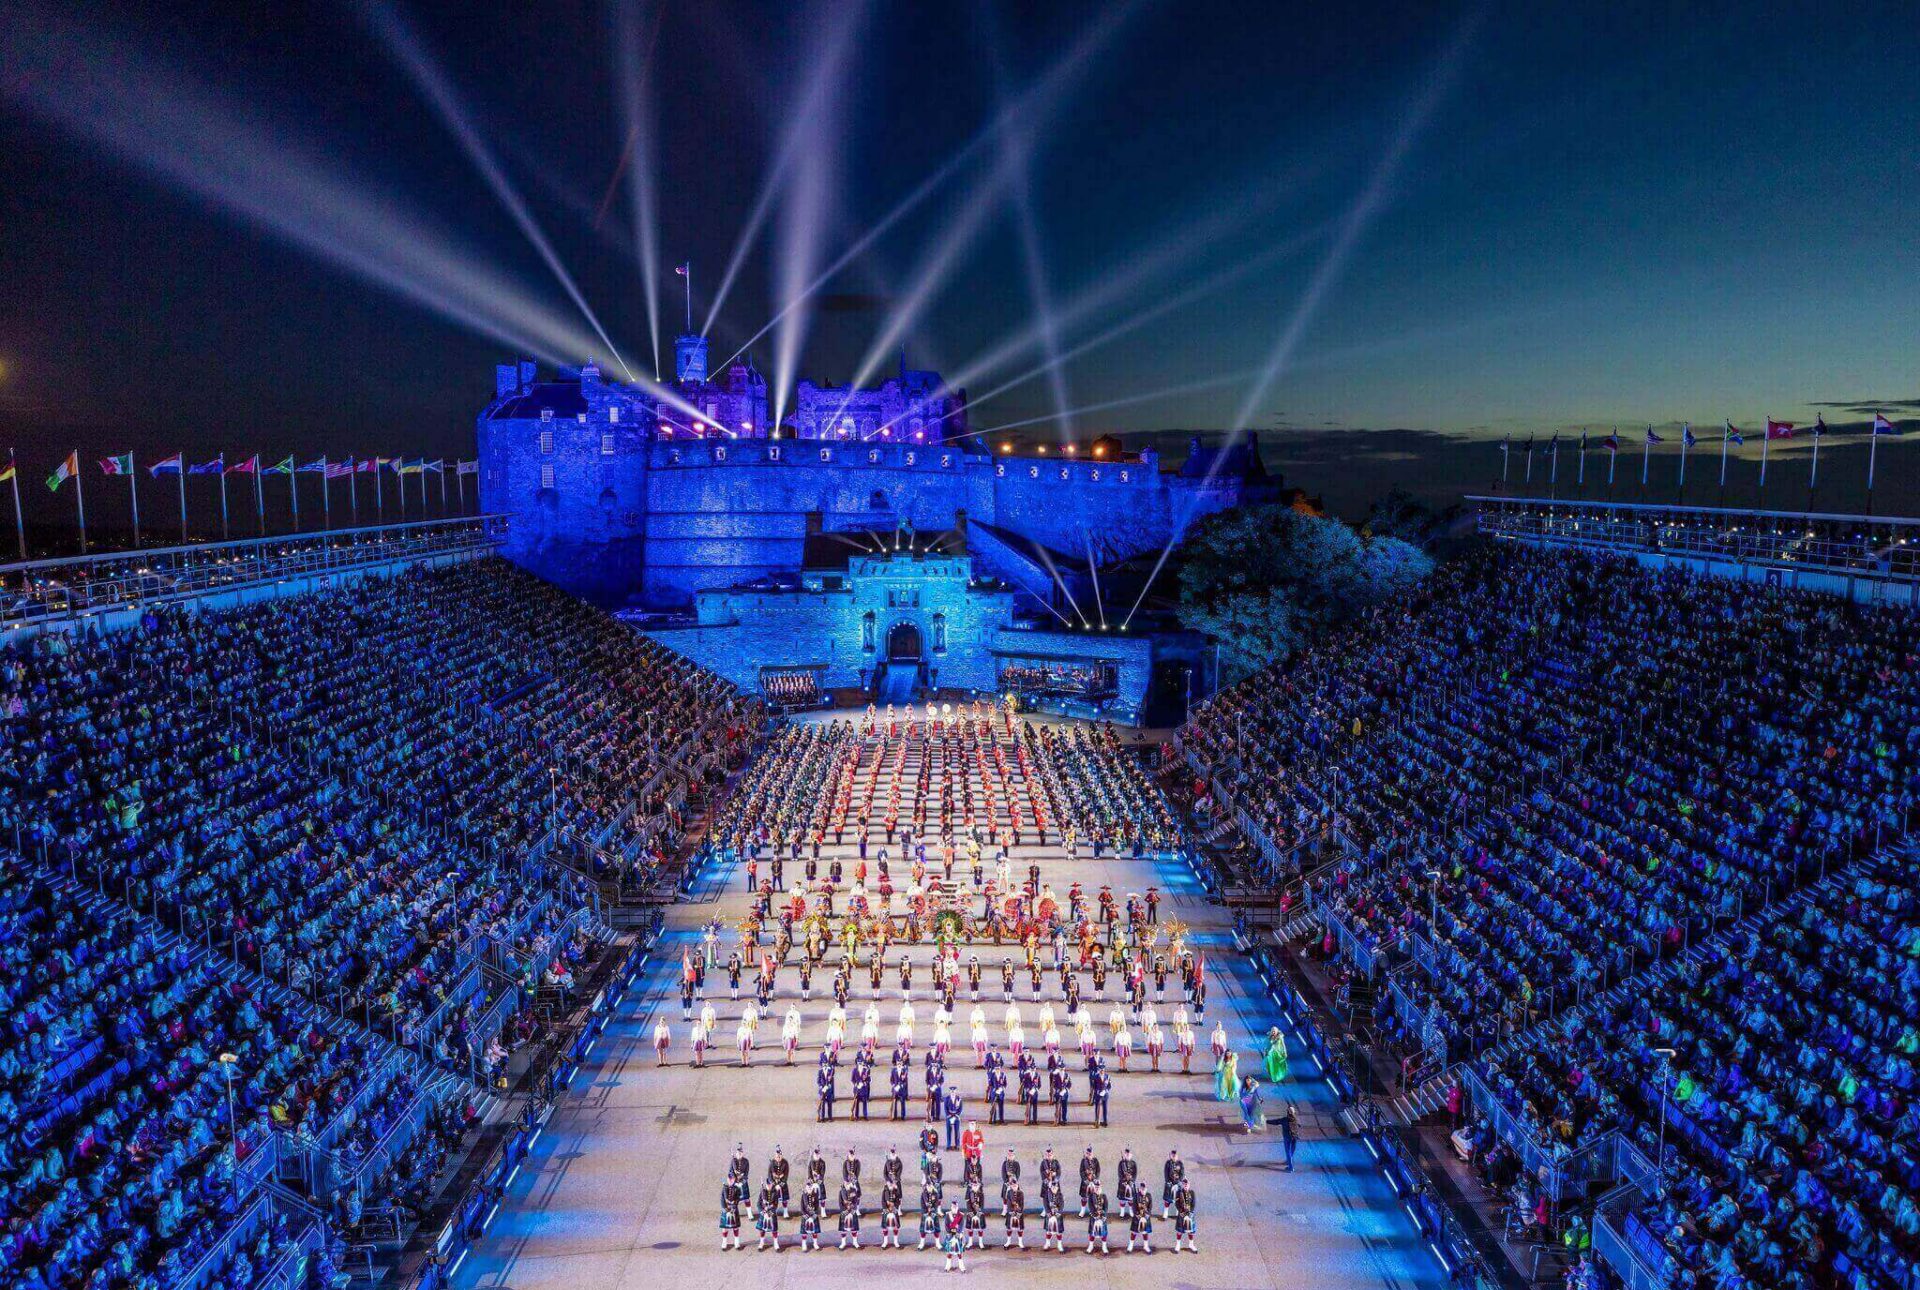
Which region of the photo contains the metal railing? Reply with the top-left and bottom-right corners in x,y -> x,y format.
0,514 -> 507,628
1472,495 -> 1920,587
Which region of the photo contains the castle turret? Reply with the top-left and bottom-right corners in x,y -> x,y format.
675,334 -> 709,383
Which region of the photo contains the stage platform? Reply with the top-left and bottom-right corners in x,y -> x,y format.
450,715 -> 1451,1289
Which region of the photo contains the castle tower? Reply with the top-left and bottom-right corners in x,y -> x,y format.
675,334 -> 709,384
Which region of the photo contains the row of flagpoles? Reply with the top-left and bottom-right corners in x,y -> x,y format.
1,449 -> 479,559
1501,414 -> 1905,505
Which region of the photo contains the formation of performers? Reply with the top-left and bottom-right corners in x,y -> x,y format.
718,1143 -> 1199,1261
707,706 -> 1183,874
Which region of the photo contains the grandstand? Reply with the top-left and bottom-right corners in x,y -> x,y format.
7,500 -> 1918,1290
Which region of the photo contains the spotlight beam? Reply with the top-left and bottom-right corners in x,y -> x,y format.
703,1 -> 872,340
873,218 -> 1332,439
364,0 -> 637,380
613,0 -> 668,379
1084,531 -> 1107,629
4,5 -> 612,368
982,0 -> 1073,441
843,0 -> 1150,432
1231,11 -> 1482,430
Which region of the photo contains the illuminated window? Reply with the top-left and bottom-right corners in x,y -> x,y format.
609,406 -> 621,423
539,431 -> 554,455
540,464 -> 555,489
601,432 -> 615,456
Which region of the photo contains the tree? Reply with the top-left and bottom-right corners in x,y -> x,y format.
1174,504 -> 1433,682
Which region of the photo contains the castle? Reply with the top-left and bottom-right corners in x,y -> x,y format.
475,334 -> 1282,718
477,334 -> 1278,607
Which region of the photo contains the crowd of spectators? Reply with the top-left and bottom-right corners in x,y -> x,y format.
0,556 -> 748,1289
1183,540 -> 1920,1290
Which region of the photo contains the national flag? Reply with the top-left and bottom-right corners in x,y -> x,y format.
1644,425 -> 1662,444
189,456 -> 225,475
1682,425 -> 1697,448
324,461 -> 354,479
397,459 -> 425,475
355,458 -> 382,473
1872,414 -> 1900,436
1601,433 -> 1620,453
1765,418 -> 1795,440
0,458 -> 14,484
674,262 -> 690,277
227,454 -> 260,474
1811,414 -> 1827,438
263,456 -> 294,475
457,459 -> 478,476
1523,435 -> 1534,456
99,452 -> 134,476
296,458 -> 328,473
421,458 -> 445,473
1723,421 -> 1744,445
47,452 -> 79,491
148,452 -> 185,476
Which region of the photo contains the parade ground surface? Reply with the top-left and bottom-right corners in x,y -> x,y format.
451,713 -> 1452,1289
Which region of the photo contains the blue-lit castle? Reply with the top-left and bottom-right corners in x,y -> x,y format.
477,333 -> 1283,719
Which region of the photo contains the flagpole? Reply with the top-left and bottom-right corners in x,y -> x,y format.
254,459 -> 265,537
1500,438 -> 1509,485
1718,428 -> 1728,496
1808,431 -> 1820,508
1549,439 -> 1559,498
177,459 -> 188,544
1608,438 -> 1616,490
1641,433 -> 1650,489
128,451 -> 142,548
375,459 -> 385,522
1677,424 -> 1689,504
290,462 -> 300,532
320,454 -> 331,530
1866,420 -> 1881,518
438,463 -> 448,515
1578,436 -> 1586,489
218,455 -> 230,541
457,464 -> 468,514
8,449 -> 24,560
1760,428 -> 1769,495
348,456 -> 359,526
75,454 -> 89,554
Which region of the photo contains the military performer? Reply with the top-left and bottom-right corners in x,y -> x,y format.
891,1055 -> 912,1120
797,1179 -> 824,1252
1172,1178 -> 1197,1252
963,1181 -> 987,1249
880,1172 -> 904,1248
817,1056 -> 837,1122
917,1182 -> 943,1249
768,1147 -> 791,1216
837,1178 -> 862,1249
755,1177 -> 783,1251
720,1175 -> 745,1250
986,1062 -> 1007,1125
1090,1059 -> 1112,1128
1078,1146 -> 1101,1217
1161,1149 -> 1184,1219
1084,1187 -> 1110,1254
1126,1181 -> 1153,1253
851,1052 -> 873,1119
1021,1059 -> 1041,1125
1040,1174 -> 1066,1251
1116,1147 -> 1138,1216
1002,1176 -> 1027,1249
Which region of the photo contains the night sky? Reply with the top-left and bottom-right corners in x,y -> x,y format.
2,0 -> 1917,525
